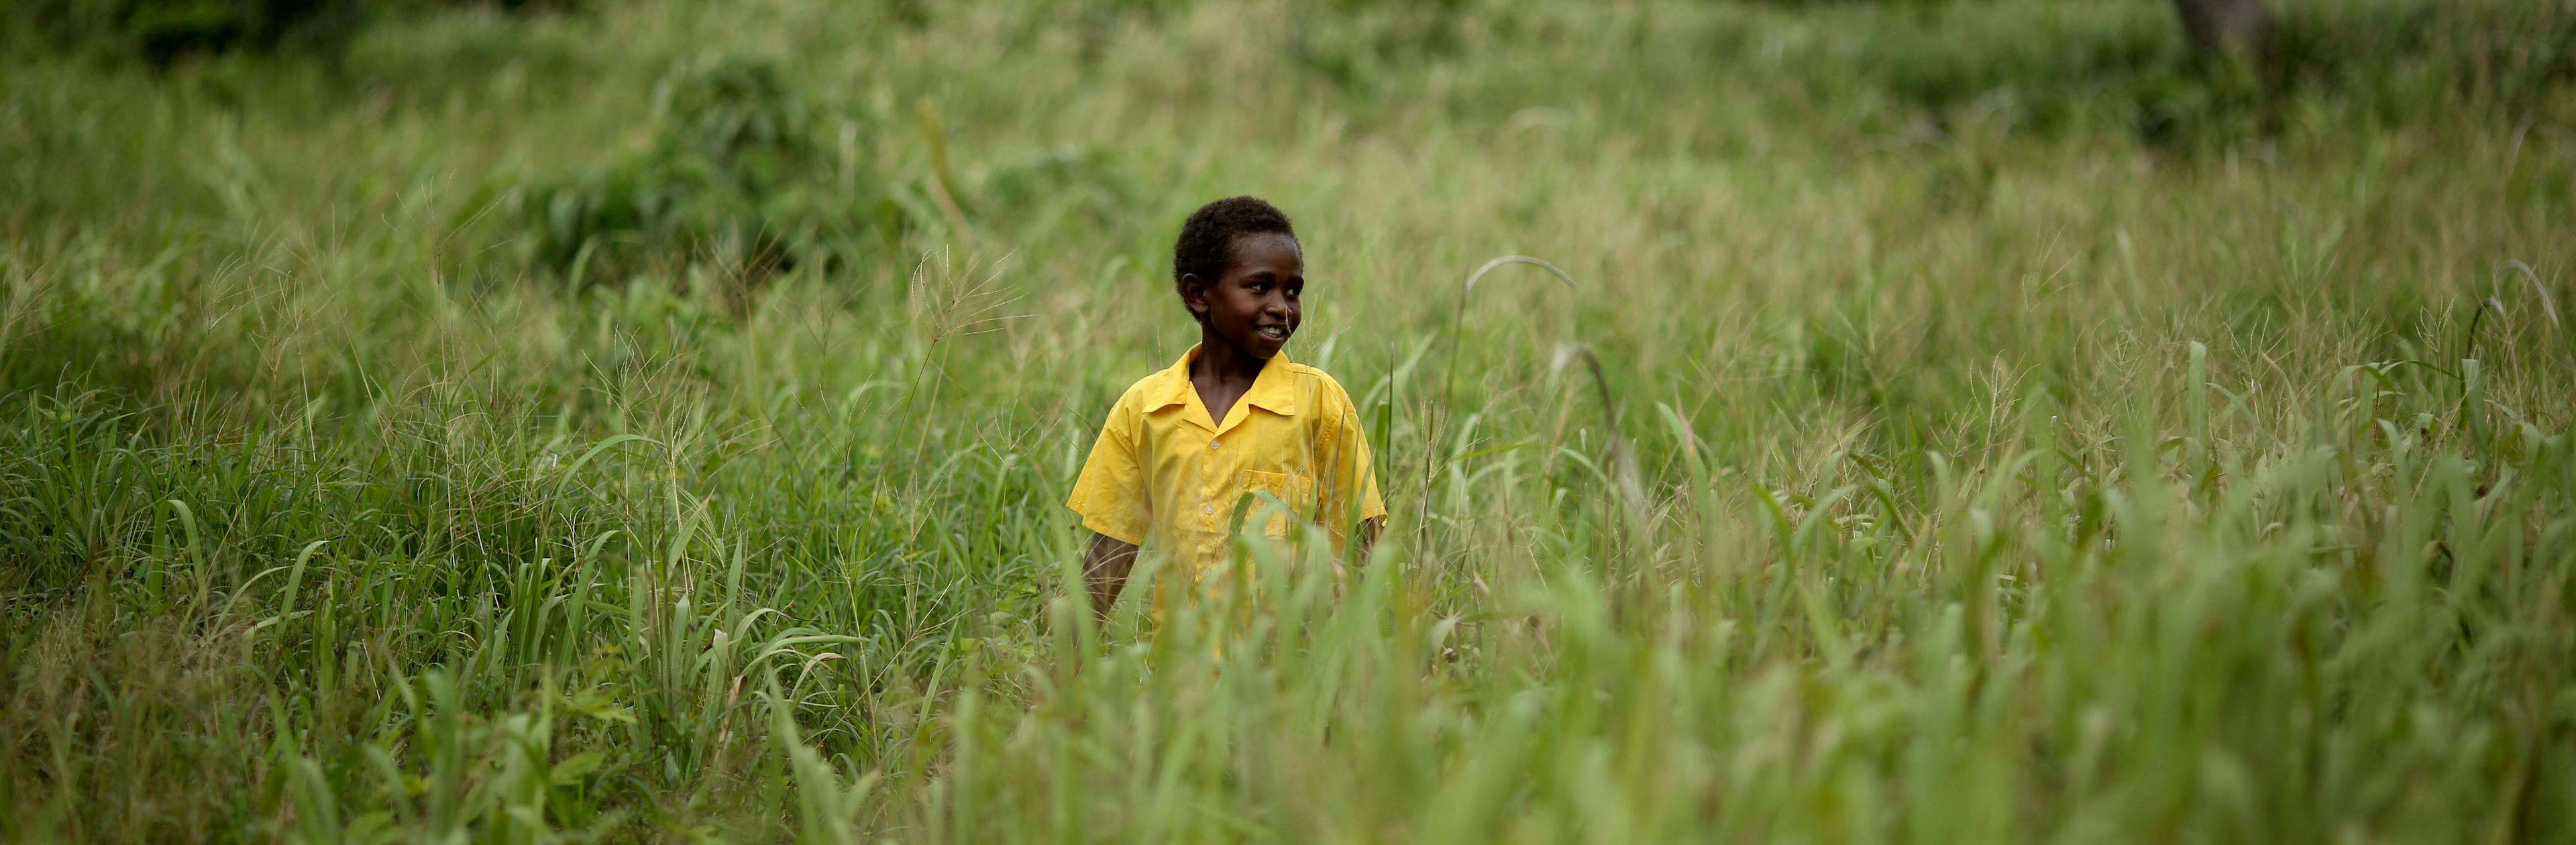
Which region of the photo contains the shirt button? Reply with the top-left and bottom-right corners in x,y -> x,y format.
1210,439 -> 1221,450
1201,504 -> 1215,514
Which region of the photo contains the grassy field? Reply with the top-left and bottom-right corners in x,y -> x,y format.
4,0 -> 2574,840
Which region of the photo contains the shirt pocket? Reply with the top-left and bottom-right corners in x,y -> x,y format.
1239,470 -> 1317,540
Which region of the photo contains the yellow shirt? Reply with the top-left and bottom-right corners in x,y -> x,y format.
1067,344 -> 1387,575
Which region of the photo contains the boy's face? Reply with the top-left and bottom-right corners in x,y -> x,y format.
1184,232 -> 1303,360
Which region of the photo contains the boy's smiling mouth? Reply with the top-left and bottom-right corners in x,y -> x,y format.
1257,325 -> 1290,342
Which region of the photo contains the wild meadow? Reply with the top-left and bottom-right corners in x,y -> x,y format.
3,0 -> 2573,840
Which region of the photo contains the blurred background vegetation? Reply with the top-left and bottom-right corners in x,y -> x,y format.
2,0 -> 2572,840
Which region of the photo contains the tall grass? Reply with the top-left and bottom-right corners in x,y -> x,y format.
3,0 -> 2573,840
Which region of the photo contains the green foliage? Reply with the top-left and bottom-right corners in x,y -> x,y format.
1264,0 -> 2573,146
13,0 -> 343,64
513,56 -> 874,287
2265,0 -> 2576,117
5,0 -> 566,65
506,55 -> 1137,292
1290,0 -> 1477,96
3,0 -> 2574,840
1821,0 -> 2576,144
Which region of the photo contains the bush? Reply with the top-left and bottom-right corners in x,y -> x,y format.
7,0 -> 566,66
1796,0 -> 2575,146
511,56 -> 890,289
509,56 -> 1140,292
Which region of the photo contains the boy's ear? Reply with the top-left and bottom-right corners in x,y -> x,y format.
1179,273 -> 1212,318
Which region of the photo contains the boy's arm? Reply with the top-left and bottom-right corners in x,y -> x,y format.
1082,531 -> 1140,619
1326,382 -> 1387,565
1067,390 -> 1146,620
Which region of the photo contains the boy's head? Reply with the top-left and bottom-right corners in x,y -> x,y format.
1173,196 -> 1303,360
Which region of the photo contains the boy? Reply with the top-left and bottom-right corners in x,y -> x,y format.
1067,196 -> 1387,618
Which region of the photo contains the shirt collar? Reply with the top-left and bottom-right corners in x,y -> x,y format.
1142,343 -> 1301,420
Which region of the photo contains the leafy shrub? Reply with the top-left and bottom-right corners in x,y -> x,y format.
10,0 -> 350,64
7,0 -> 567,66
1803,0 -> 2573,145
512,56 -> 906,291
511,56 -> 1140,291
1804,2 -> 2205,139
2263,0 -> 2576,117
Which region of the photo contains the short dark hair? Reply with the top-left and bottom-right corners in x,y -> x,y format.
1171,196 -> 1297,304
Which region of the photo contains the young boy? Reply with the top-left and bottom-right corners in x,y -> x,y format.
1067,196 -> 1387,617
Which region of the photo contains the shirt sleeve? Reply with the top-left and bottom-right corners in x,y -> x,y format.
1066,399 -> 1150,546
1320,385 -> 1388,540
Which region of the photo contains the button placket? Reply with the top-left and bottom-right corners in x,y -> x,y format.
1201,463 -> 1220,523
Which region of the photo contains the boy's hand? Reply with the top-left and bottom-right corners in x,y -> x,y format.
1082,532 -> 1140,620
1332,516 -> 1387,598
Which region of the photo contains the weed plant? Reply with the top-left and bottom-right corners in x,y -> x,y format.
2,0 -> 2573,840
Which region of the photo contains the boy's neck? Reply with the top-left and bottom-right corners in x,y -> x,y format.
1191,333 -> 1268,386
